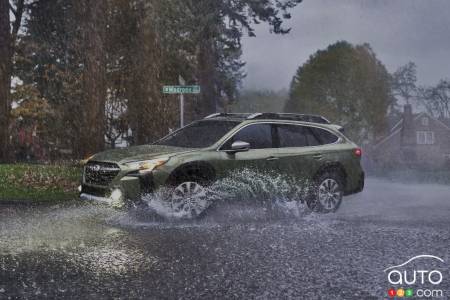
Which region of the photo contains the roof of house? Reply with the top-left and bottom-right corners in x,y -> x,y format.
375,112 -> 450,148
441,118 -> 450,128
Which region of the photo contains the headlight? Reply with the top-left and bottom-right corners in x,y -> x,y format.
124,157 -> 169,174
80,155 -> 94,166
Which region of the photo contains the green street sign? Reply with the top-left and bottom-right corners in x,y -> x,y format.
163,85 -> 201,94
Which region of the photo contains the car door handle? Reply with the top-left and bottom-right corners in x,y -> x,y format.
266,156 -> 280,161
313,155 -> 323,160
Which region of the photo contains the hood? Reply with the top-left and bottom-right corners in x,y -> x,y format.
91,144 -> 194,164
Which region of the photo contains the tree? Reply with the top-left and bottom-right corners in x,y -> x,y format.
0,0 -> 10,162
77,0 -> 108,157
18,0 -> 107,158
10,0 -> 304,157
230,89 -> 288,113
124,0 -> 185,144
419,80 -> 450,119
188,0 -> 303,117
17,0 -> 86,158
392,62 -> 417,106
0,0 -> 25,162
10,84 -> 53,159
285,41 -> 393,143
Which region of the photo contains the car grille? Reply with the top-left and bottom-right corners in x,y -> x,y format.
84,161 -> 120,186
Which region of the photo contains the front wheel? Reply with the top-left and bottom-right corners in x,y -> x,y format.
169,181 -> 210,219
307,172 -> 344,213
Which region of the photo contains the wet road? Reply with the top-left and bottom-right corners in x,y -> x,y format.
0,178 -> 449,299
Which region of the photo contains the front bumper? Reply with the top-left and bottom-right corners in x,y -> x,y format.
80,172 -> 157,205
79,185 -> 126,207
80,193 -> 117,205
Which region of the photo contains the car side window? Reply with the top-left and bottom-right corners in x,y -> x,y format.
309,127 -> 339,145
276,124 -> 308,147
222,124 -> 274,150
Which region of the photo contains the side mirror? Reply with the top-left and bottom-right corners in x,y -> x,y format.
226,141 -> 250,153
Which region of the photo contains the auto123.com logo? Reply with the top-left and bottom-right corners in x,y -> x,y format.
384,255 -> 445,298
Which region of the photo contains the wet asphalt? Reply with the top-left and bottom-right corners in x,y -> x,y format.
0,178 -> 449,299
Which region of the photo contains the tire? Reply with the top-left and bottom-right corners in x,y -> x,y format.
167,178 -> 210,219
307,171 -> 344,213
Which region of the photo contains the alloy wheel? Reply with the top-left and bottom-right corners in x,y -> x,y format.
318,178 -> 342,211
170,182 -> 209,219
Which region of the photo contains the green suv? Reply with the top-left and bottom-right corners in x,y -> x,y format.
80,113 -> 364,218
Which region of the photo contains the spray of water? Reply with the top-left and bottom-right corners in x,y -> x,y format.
139,169 -> 314,220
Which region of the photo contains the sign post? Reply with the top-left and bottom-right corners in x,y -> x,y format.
179,76 -> 185,127
163,80 -> 201,128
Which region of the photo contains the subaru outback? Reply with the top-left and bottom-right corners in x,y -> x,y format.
80,113 -> 364,218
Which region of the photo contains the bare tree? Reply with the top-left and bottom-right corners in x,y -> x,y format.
391,62 -> 418,105
0,0 -> 25,162
419,80 -> 450,119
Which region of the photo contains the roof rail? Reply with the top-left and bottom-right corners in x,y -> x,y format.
204,113 -> 252,119
247,113 -> 331,124
203,112 -> 331,124
204,113 -> 222,119
247,113 -> 263,119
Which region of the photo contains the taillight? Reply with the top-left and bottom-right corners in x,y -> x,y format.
354,148 -> 362,157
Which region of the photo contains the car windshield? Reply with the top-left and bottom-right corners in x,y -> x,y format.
155,120 -> 239,148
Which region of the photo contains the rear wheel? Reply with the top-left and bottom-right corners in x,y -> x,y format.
307,171 -> 344,213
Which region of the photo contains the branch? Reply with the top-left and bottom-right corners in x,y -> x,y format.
9,3 -> 16,15
11,0 -> 25,43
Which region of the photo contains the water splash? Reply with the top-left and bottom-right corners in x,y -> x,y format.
140,169 -> 314,220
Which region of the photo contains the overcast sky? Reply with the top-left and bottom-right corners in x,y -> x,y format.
241,0 -> 450,91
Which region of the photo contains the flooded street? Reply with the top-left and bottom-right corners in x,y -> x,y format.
1,178 -> 449,299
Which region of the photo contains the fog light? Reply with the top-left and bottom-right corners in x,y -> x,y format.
110,188 -> 124,208
111,189 -> 123,201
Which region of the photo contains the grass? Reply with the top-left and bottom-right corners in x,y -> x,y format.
2,163 -> 448,203
0,163 -> 81,203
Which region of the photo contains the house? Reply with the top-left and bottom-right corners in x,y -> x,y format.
371,105 -> 450,169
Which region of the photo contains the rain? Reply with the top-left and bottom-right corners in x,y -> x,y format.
1,1 -> 450,299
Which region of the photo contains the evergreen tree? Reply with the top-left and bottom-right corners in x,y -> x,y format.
0,0 -> 25,162
76,0 -> 108,157
11,0 -> 304,156
188,0 -> 302,117
0,0 -> 11,161
17,0 -> 86,157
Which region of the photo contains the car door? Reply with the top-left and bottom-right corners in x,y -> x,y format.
214,123 -> 280,177
272,123 -> 326,182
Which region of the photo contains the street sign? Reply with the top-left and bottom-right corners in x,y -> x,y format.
163,85 -> 201,94
163,78 -> 200,128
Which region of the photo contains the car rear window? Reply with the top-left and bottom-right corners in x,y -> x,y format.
276,124 -> 322,147
309,127 -> 339,145
276,124 -> 338,147
156,120 -> 239,148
